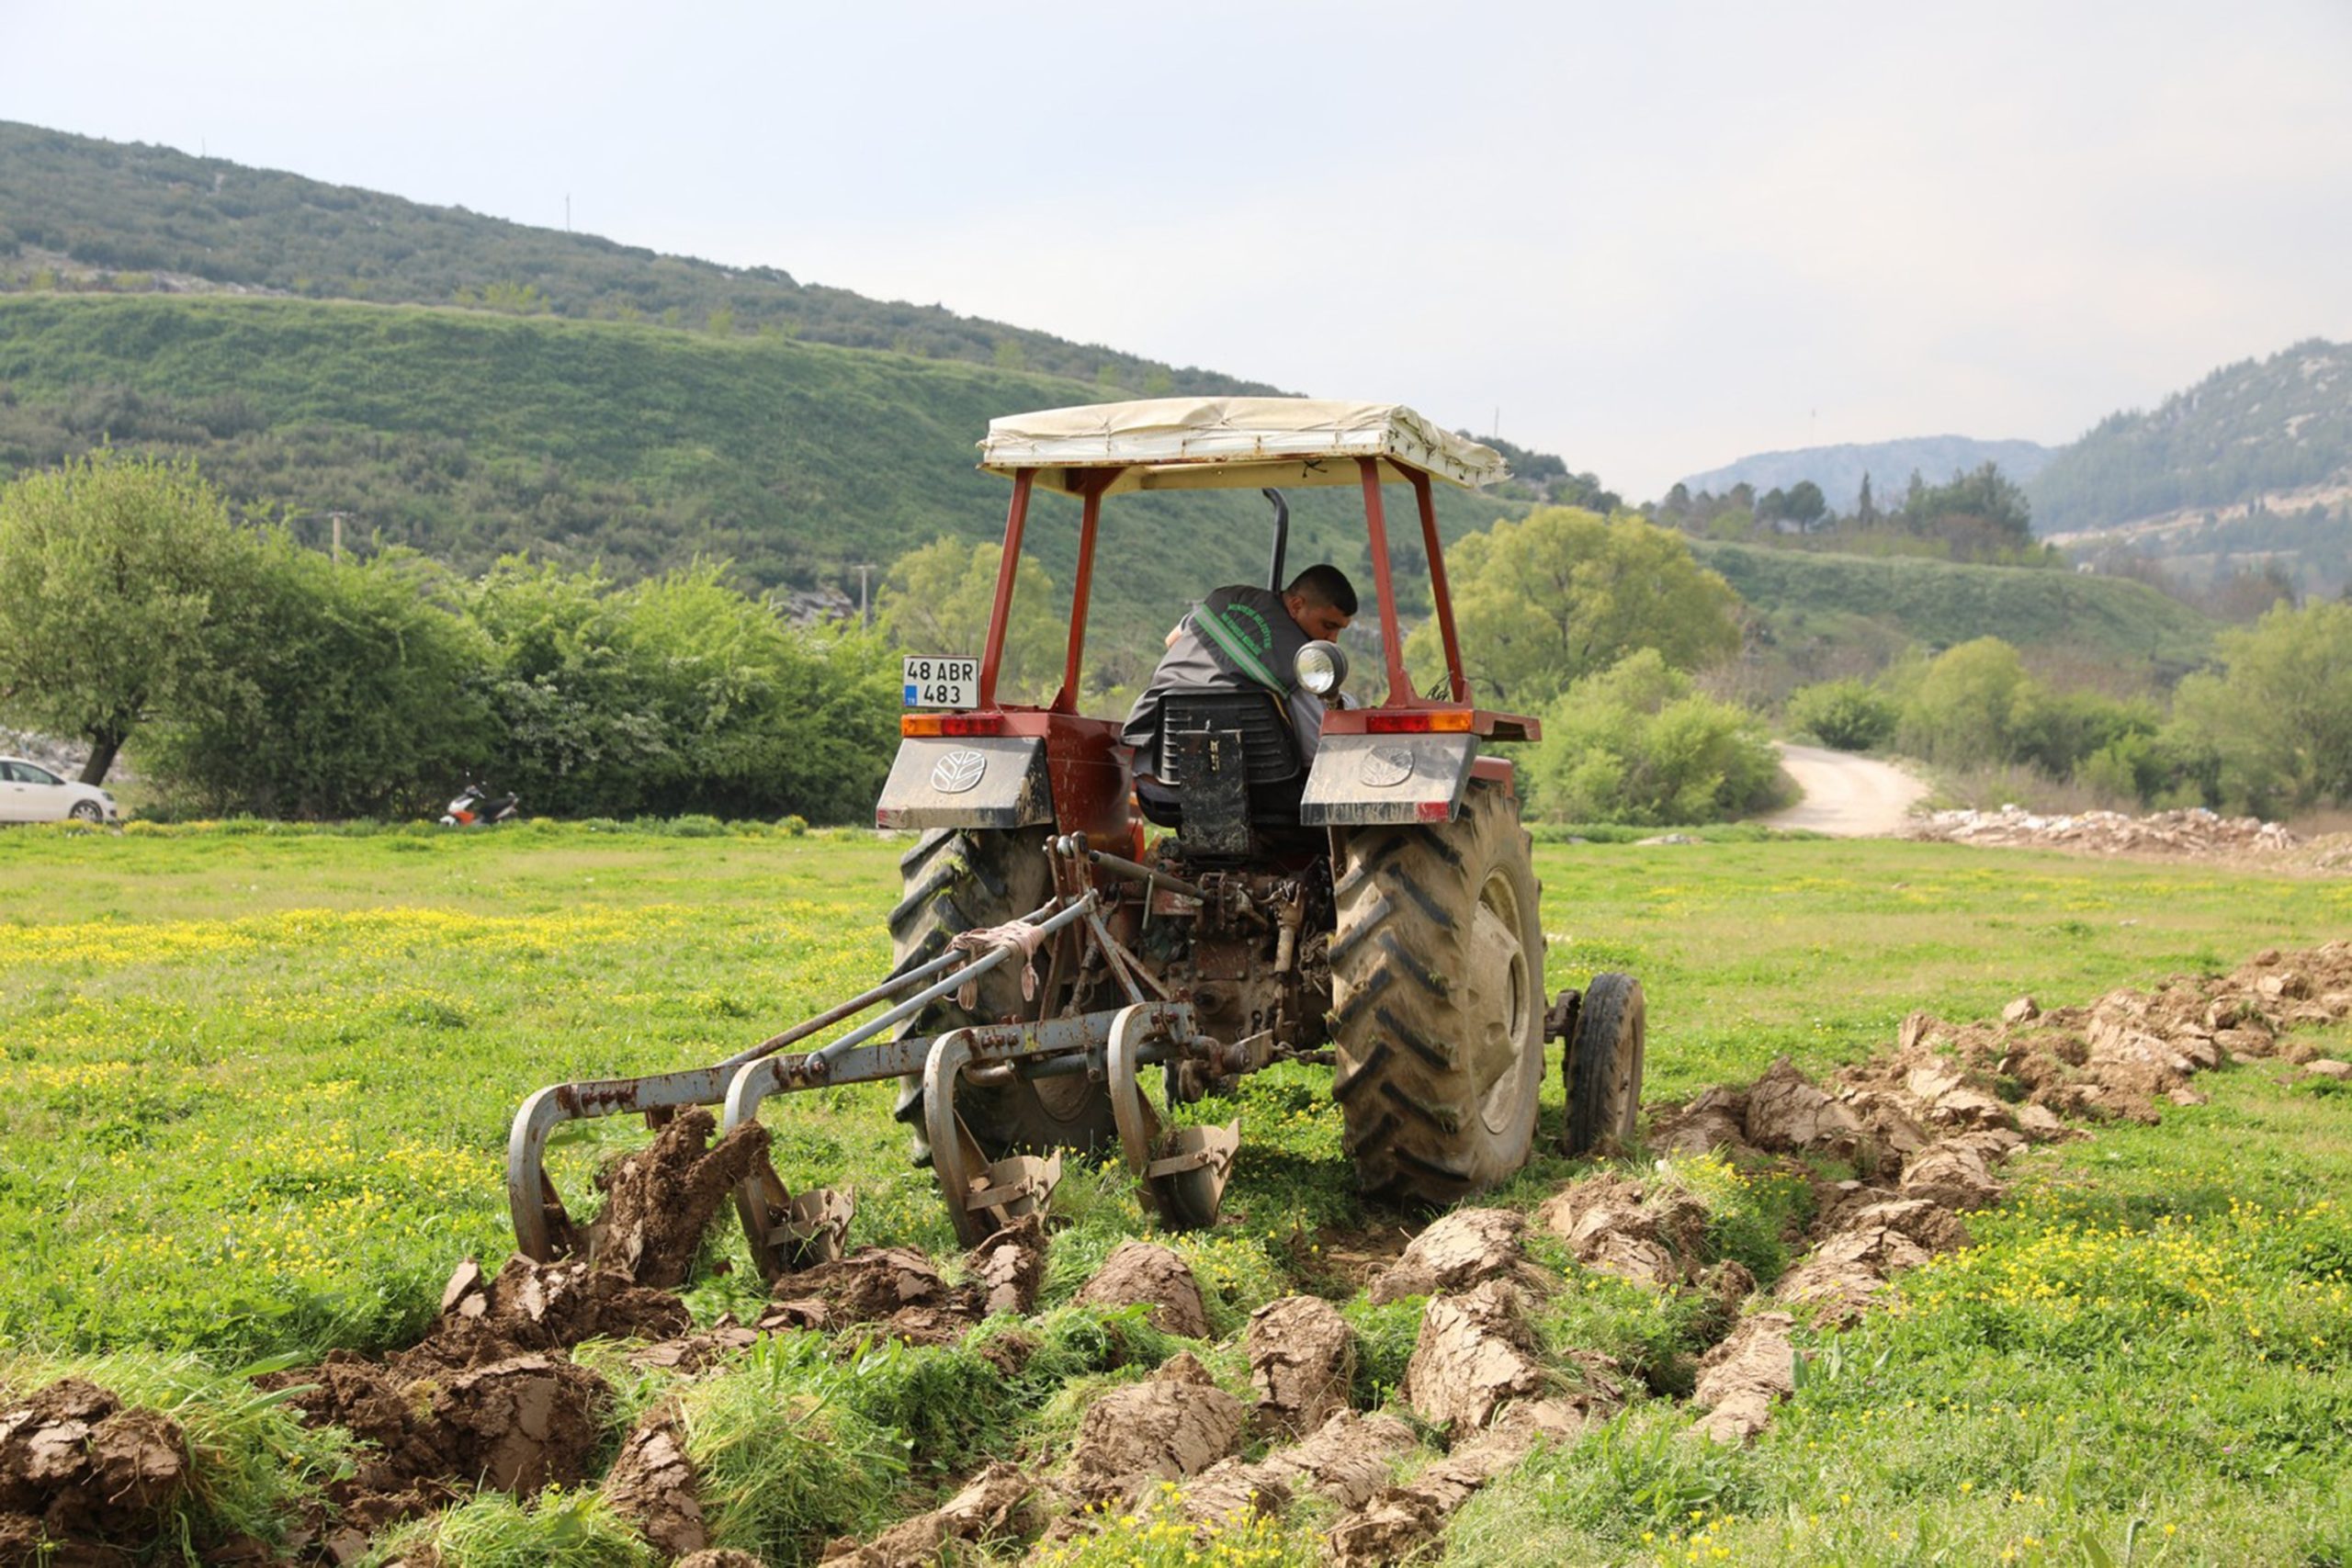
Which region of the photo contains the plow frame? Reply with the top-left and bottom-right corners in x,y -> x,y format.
507,874 -> 1244,1276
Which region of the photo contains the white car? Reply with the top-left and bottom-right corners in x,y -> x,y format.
0,756 -> 119,823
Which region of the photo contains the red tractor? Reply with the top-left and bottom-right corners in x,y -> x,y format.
508,398 -> 1644,1272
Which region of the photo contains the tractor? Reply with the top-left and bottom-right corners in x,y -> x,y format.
506,398 -> 1645,1276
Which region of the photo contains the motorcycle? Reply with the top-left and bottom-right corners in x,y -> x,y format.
440,781 -> 520,827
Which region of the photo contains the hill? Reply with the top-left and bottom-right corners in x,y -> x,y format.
1677,435 -> 2054,513
1690,537 -> 2218,683
2029,338 -> 2352,534
0,118 -> 1266,398
0,295 -> 1525,675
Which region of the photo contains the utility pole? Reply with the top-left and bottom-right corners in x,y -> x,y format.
329,512 -> 350,564
565,194 -> 571,232
854,563 -> 876,625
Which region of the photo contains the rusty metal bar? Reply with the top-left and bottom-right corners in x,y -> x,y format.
507,891 -> 1093,1261
1080,844 -> 1208,903
1410,468 -> 1469,704
978,468 -> 1035,709
1056,469 -> 1119,712
1357,457 -> 1410,705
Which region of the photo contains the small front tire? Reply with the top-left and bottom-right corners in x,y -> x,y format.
69,802 -> 104,824
1564,973 -> 1645,1156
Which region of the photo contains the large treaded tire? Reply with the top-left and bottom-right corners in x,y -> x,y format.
888,826 -> 1120,1157
1329,778 -> 1545,1208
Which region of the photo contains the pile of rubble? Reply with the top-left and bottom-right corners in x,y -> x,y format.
1910,804 -> 2296,858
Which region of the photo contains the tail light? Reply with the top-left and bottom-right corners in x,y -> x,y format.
1363,710 -> 1475,735
902,713 -> 1008,738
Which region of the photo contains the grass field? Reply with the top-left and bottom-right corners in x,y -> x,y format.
3,822 -> 2348,1562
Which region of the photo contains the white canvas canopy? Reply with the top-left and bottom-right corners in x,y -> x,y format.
978,397 -> 1508,495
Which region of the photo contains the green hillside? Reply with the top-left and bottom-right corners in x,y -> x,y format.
0,119 -> 1265,397
2030,338 -> 2352,532
0,294 -> 1521,671
1690,538 -> 2218,679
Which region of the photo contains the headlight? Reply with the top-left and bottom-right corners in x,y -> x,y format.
1294,640 -> 1349,696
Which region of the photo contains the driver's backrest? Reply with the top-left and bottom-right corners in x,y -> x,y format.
1157,690 -> 1302,795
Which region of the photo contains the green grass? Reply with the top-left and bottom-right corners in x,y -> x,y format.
2,821 -> 2348,1562
2,823 -> 2346,1359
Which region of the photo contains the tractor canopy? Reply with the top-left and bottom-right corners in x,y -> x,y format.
978,397 -> 1509,496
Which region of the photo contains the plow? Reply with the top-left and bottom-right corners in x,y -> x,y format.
506,398 -> 1646,1278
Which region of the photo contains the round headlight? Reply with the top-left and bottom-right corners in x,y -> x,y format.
1295,639 -> 1349,696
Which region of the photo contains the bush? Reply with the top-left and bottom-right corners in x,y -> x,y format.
1895,637 -> 2030,766
1528,650 -> 1783,825
1784,678 -> 1898,750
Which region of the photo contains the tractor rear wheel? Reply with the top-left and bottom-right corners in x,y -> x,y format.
888,826 -> 1120,1159
1329,777 -> 1545,1208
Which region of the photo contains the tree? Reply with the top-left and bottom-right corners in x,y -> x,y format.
1895,637 -> 2030,765
1526,649 -> 1781,824
2173,600 -> 2352,810
144,540 -> 492,818
1855,472 -> 1879,526
1406,507 -> 1742,707
0,450 -> 256,783
876,536 -> 1065,705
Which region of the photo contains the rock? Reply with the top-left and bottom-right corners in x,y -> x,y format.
1063,1352 -> 1247,1503
1368,1208 -> 1531,1303
1246,1297 -> 1355,1438
1690,1313 -> 1798,1445
2001,996 -> 2041,1026
1076,1241 -> 1211,1338
2307,1058 -> 2352,1080
1402,1281 -> 1550,1436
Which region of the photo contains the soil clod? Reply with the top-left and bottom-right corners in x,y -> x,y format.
1403,1280 -> 1553,1436
600,1403 -> 707,1559
1246,1296 -> 1355,1438
586,1108 -> 773,1288
1063,1351 -> 1248,1504
1368,1207 -> 1534,1303
1075,1241 -> 1211,1338
819,1462 -> 1040,1566
0,1379 -> 189,1561
1691,1312 -> 1800,1445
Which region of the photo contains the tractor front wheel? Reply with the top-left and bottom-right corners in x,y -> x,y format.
887,825 -> 1120,1159
1329,777 -> 1545,1208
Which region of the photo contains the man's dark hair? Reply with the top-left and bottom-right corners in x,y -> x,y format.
1285,563 -> 1359,616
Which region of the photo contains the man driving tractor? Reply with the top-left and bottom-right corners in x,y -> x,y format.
1122,564 -> 1358,825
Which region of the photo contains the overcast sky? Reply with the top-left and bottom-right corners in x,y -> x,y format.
6,1 -> 2349,498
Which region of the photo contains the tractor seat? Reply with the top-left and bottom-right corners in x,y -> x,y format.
1139,689 -> 1312,854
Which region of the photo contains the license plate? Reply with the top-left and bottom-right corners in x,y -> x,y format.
902,656 -> 978,709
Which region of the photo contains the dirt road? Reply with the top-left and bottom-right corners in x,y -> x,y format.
1763,742 -> 1928,837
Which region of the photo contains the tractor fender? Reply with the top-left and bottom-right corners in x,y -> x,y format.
875,736 -> 1054,830
1299,732 -> 1479,826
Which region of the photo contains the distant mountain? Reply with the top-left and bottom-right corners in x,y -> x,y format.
1676,436 -> 2055,513
0,119 -> 1268,397
2028,338 -> 2352,534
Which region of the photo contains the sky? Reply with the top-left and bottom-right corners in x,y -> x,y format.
5,1 -> 2350,500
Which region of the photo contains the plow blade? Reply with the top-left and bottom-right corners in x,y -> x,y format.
1107,1002 -> 1238,1232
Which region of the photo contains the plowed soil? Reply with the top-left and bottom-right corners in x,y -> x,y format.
40,941 -> 2350,1567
